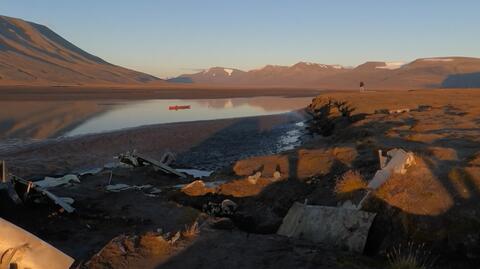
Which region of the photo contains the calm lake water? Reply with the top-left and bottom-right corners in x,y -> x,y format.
65,97 -> 312,136
0,96 -> 313,140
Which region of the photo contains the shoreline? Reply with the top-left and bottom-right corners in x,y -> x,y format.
0,85 -> 324,101
0,111 -> 309,178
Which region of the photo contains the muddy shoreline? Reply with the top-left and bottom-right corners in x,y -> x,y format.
0,111 -> 309,178
0,85 -> 324,101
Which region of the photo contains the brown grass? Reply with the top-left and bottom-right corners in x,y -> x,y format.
334,170 -> 367,198
387,242 -> 436,269
182,221 -> 200,239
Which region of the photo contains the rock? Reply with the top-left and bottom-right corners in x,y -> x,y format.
221,199 -> 238,215
273,171 -> 281,181
181,180 -> 215,196
247,171 -> 262,184
203,199 -> 238,217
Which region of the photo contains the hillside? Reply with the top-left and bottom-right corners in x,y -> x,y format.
0,15 -> 160,86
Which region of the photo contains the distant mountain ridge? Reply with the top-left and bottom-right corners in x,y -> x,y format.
170,57 -> 480,89
0,15 -> 160,85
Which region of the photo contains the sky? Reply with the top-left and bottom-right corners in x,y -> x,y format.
1,0 -> 480,78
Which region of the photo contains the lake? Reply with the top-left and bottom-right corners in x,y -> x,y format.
0,96 -> 313,140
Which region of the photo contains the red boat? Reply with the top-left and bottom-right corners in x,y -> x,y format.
169,105 -> 191,110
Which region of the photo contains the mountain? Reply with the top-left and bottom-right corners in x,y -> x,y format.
0,15 -> 160,86
168,67 -> 246,84
171,62 -> 348,87
171,57 -> 480,89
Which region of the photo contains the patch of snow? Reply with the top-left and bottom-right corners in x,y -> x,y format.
422,58 -> 454,62
376,62 -> 405,70
331,65 -> 344,69
224,68 -> 234,76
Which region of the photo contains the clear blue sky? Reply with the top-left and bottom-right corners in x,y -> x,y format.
2,0 -> 479,78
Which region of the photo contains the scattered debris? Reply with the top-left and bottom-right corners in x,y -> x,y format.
37,188 -> 76,213
278,148 -> 415,253
278,202 -> 376,253
34,174 -> 80,189
117,151 -> 187,178
105,183 -> 153,193
203,199 -> 238,217
10,174 -> 76,213
0,218 -> 74,269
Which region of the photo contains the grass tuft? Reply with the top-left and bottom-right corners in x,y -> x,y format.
182,221 -> 199,239
387,242 -> 436,269
334,170 -> 367,198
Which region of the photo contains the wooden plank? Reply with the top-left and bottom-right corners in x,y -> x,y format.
135,153 -> 187,178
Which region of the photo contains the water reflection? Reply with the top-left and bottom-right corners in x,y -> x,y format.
66,97 -> 312,137
0,96 -> 312,140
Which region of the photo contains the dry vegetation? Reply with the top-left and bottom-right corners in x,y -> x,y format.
334,170 -> 367,199
181,221 -> 200,239
387,242 -> 436,269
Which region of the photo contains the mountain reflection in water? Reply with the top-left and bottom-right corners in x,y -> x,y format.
0,96 -> 313,140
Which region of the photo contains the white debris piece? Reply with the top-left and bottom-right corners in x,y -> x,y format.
368,148 -> 415,190
0,218 -> 74,269
34,174 -> 80,189
277,202 -> 376,253
40,189 -> 75,213
177,169 -> 213,179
